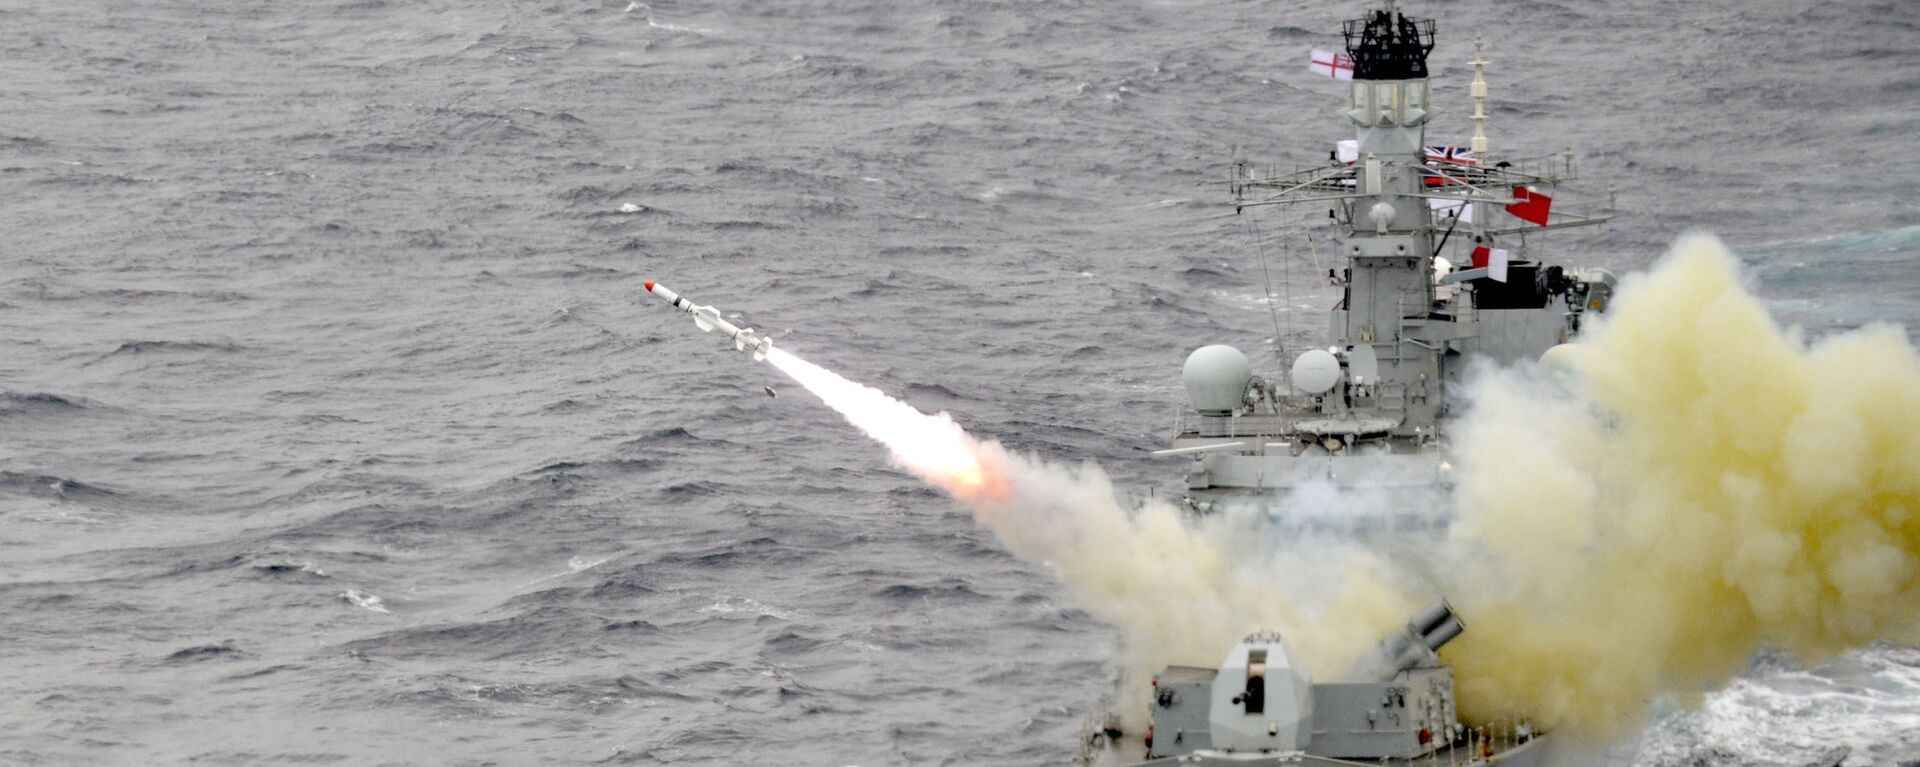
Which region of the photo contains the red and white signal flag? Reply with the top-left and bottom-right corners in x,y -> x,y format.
1489,247 -> 1511,282
1505,186 -> 1553,225
1310,49 -> 1355,80
1468,246 -> 1514,282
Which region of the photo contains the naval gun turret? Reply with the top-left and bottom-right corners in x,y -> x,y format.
1132,602 -> 1534,766
1208,633 -> 1313,753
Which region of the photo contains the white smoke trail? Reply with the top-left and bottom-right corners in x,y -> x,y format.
763,348 -> 998,499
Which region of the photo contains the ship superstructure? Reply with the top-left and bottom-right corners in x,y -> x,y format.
1165,2 -> 1616,525
1084,4 -> 1621,764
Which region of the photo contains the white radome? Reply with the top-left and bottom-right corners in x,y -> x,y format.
1183,345 -> 1253,415
1290,349 -> 1342,395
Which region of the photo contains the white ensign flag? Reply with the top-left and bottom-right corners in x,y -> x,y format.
1310,49 -> 1355,80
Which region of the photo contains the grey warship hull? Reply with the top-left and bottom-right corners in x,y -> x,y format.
1124,738 -> 1549,767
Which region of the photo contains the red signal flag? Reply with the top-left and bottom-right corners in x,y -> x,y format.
1505,186 -> 1552,226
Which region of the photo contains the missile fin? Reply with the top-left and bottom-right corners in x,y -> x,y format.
691,306 -> 721,332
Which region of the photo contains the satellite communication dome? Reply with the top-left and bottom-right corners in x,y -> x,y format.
1290,349 -> 1342,394
1183,345 -> 1252,415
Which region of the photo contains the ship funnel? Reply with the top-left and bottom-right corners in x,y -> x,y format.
1346,600 -> 1465,682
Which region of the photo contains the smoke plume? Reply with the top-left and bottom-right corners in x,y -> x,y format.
1440,233 -> 1920,734
965,445 -> 1415,696
766,347 -> 1410,712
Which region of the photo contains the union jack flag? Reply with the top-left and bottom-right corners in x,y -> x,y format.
1424,146 -> 1478,166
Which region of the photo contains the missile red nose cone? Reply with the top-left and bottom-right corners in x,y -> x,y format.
644,281 -> 655,292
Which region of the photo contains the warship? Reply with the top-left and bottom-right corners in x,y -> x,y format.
1164,3 -> 1615,531
1085,3 -> 1615,764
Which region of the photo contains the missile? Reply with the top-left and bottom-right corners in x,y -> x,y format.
643,281 -> 774,361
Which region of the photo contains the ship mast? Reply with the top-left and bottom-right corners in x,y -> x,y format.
1469,34 -> 1489,238
1469,35 -> 1489,169
1336,0 -> 1440,426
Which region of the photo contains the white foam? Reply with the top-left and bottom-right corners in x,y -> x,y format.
699,594 -> 795,621
645,17 -> 718,36
1640,648 -> 1920,764
341,589 -> 389,613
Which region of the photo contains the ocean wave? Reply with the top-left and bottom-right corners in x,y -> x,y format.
0,471 -> 121,500
97,339 -> 247,358
163,641 -> 249,664
0,391 -> 89,415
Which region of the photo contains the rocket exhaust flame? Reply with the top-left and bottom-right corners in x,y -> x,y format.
762,347 -> 1005,501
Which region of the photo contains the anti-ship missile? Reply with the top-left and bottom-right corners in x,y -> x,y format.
643,281 -> 774,361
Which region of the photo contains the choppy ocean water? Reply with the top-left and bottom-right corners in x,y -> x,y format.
2,0 -> 1916,765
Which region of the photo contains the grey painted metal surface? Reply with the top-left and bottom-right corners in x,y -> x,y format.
1118,603 -> 1539,766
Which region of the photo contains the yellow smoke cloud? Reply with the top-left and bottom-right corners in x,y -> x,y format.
1443,233 -> 1920,735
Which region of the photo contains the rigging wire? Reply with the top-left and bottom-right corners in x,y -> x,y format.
1279,212 -> 1293,369
1244,208 -> 1288,377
